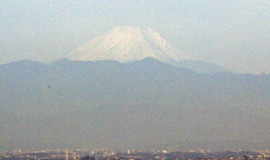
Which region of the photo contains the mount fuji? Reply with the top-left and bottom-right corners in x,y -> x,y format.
67,26 -> 229,73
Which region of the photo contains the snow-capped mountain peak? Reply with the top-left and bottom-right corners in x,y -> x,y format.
68,26 -> 192,63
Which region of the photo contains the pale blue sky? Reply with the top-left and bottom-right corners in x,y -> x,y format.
1,0 -> 269,73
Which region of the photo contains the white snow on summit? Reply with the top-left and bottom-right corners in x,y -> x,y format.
68,26 -> 192,63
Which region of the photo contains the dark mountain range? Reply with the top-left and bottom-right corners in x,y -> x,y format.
0,58 -> 269,151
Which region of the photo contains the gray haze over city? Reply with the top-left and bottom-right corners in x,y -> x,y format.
1,0 -> 269,74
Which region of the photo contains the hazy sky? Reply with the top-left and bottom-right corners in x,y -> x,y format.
1,0 -> 269,73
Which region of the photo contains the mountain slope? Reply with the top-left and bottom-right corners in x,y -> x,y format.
67,26 -> 230,73
173,60 -> 231,73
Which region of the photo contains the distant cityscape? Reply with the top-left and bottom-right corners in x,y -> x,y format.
1,148 -> 270,160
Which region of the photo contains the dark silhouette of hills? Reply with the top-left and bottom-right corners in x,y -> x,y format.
0,58 -> 269,151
